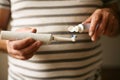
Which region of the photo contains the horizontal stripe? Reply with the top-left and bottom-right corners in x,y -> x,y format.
9,69 -> 95,80
30,46 -> 101,61
13,13 -> 92,20
12,22 -> 82,27
0,3 -> 10,7
13,70 -> 94,80
12,4 -> 101,12
9,71 -> 23,80
12,0 -> 102,6
12,23 -> 90,33
28,51 -> 102,63
12,0 -> 75,4
9,70 -> 24,80
36,44 -> 101,54
11,16 -> 88,26
12,7 -> 97,18
12,0 -> 103,4
11,0 -> 102,12
9,74 -> 17,80
9,51 -> 102,70
37,41 -> 100,51
50,39 -> 92,44
9,54 -> 101,72
9,60 -> 102,79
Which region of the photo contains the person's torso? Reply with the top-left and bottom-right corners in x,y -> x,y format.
8,0 -> 103,80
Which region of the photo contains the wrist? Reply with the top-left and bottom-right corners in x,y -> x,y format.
0,40 -> 7,52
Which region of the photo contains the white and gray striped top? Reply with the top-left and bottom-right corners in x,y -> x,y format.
0,0 -> 115,80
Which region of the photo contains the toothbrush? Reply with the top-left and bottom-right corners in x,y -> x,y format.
0,23 -> 90,44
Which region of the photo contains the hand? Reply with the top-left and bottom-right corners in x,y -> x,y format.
83,8 -> 119,41
6,28 -> 42,60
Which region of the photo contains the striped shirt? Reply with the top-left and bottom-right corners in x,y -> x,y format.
0,0 -> 115,80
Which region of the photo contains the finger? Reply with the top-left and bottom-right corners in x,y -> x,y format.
9,37 -> 35,50
7,48 -> 20,56
10,54 -> 29,60
96,12 -> 109,37
91,28 -> 99,41
89,11 -> 102,37
14,53 -> 34,60
16,28 -> 37,33
20,41 -> 42,56
8,49 -> 32,60
97,13 -> 110,35
8,42 -> 40,60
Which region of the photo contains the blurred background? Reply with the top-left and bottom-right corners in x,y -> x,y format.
0,1 -> 120,80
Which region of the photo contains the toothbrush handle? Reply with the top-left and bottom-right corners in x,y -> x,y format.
0,31 -> 52,44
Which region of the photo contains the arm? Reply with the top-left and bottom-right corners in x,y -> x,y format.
83,1 -> 120,41
0,8 -> 11,52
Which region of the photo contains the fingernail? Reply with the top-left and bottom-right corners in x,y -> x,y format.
91,37 -> 94,41
91,37 -> 95,41
89,32 -> 93,36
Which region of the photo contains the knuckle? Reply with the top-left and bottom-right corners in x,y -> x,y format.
105,12 -> 110,17
94,17 -> 99,21
93,15 -> 100,21
9,42 -> 18,49
12,44 -> 18,49
99,25 -> 105,30
20,56 -> 27,60
20,55 -> 31,60
18,51 -> 26,56
96,9 -> 102,12
26,38 -> 35,43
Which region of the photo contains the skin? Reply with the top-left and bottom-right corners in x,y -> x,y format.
0,8 -> 10,51
83,3 -> 120,41
6,28 -> 42,60
0,2 -> 119,60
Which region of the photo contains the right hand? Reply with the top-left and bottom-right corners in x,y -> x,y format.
6,28 -> 42,60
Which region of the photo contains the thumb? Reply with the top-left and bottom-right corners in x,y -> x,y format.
16,28 -> 37,33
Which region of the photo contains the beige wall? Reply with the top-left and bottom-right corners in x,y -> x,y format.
101,36 -> 120,68
0,53 -> 8,80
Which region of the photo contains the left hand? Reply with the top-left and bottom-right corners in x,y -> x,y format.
83,8 -> 119,41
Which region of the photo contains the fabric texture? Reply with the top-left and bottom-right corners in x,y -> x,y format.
0,0 -> 10,9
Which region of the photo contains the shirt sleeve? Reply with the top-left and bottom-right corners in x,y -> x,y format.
102,0 -> 117,5
0,0 -> 10,9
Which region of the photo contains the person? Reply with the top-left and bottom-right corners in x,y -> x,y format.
0,0 -> 119,80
